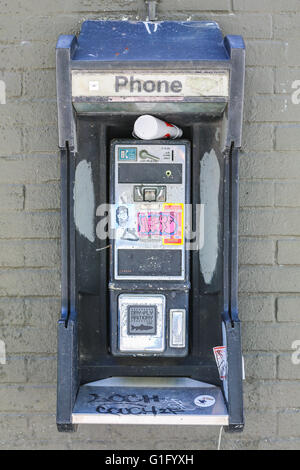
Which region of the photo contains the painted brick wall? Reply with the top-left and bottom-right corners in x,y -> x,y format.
0,0 -> 300,450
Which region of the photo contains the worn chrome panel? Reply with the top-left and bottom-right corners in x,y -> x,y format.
113,143 -> 187,281
119,294 -> 165,353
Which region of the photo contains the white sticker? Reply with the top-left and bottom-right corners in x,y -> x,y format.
194,395 -> 216,408
89,80 -> 99,91
0,340 -> 6,365
213,345 -> 227,380
0,80 -> 6,104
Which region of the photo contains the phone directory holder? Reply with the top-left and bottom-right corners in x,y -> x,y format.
56,20 -> 245,432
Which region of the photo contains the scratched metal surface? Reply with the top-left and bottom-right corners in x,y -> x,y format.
73,385 -> 227,416
73,20 -> 230,62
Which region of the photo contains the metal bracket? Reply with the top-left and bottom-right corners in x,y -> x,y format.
145,0 -> 158,21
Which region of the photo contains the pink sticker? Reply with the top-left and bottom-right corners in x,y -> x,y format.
137,211 -> 179,238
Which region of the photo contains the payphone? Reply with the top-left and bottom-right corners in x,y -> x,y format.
110,140 -> 190,356
56,19 -> 245,432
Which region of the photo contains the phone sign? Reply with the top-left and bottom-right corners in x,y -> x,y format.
119,148 -> 137,161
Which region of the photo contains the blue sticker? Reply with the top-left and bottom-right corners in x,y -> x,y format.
119,148 -> 137,161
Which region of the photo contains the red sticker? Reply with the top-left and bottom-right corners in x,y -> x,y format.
137,204 -> 183,245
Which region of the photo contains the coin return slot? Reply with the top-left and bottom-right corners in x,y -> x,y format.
170,309 -> 186,348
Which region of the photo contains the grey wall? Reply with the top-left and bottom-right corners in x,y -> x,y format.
0,0 -> 300,450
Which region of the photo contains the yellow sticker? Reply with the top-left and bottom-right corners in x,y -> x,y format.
162,203 -> 184,246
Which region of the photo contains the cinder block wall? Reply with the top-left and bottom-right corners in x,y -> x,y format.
0,0 -> 300,450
